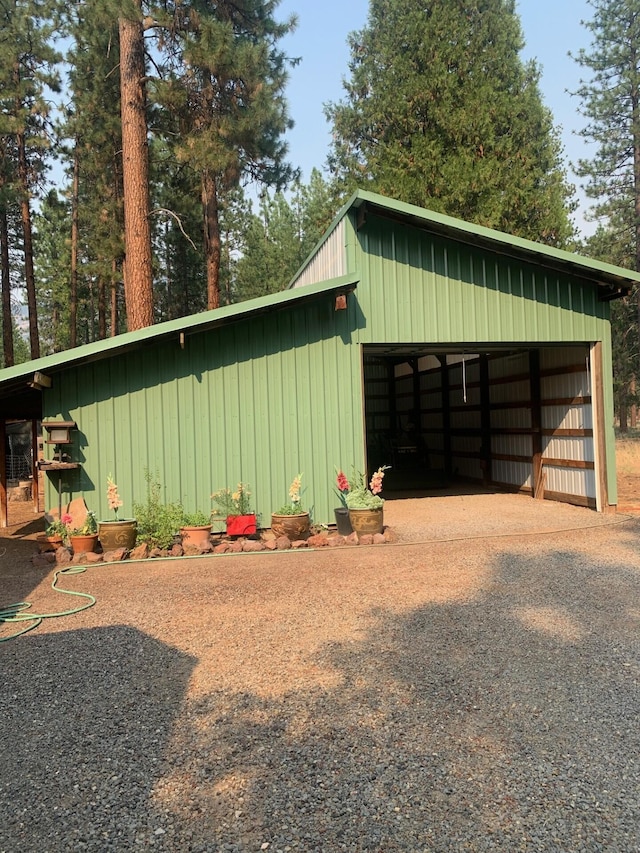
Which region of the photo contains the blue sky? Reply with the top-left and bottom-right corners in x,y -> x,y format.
275,0 -> 596,235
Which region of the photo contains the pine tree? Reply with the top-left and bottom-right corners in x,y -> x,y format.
0,0 -> 60,359
326,0 -> 575,245
233,171 -> 344,301
33,190 -> 72,353
153,0 -> 298,309
60,2 -> 126,341
572,0 -> 640,426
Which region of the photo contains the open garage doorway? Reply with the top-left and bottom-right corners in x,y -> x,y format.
363,343 -> 608,510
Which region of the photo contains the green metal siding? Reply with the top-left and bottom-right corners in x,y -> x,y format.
42,295 -> 364,526
353,212 -> 610,346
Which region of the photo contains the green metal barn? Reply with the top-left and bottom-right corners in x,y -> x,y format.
1,190 -> 638,527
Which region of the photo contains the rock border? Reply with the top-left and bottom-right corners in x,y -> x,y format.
32,527 -> 396,568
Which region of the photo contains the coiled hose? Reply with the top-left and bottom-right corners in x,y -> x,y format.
0,563 -> 96,642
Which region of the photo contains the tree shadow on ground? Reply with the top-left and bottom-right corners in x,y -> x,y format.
0,625 -> 196,851
151,543 -> 640,852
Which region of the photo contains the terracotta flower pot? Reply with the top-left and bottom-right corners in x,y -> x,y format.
180,524 -> 212,548
69,533 -> 99,554
270,512 -> 310,540
38,534 -> 64,552
348,507 -> 384,535
98,519 -> 137,551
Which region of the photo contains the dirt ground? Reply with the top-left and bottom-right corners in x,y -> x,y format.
0,471 -> 638,573
1,482 -> 639,850
616,471 -> 640,512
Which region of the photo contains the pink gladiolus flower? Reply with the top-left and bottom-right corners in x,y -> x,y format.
107,475 -> 124,519
369,467 -> 387,495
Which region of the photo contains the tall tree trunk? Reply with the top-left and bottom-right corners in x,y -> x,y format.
70,147 -> 79,347
0,204 -> 13,368
119,8 -> 153,331
202,169 -> 220,310
16,128 -> 39,359
620,398 -> 628,432
98,275 -> 107,339
111,259 -> 119,337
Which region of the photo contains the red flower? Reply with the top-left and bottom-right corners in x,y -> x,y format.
336,470 -> 350,493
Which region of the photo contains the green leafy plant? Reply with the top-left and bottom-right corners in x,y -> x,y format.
275,473 -> 306,515
211,482 -> 253,517
46,513 -> 72,539
133,471 -> 184,549
345,466 -> 390,509
180,509 -> 211,527
69,510 -> 97,536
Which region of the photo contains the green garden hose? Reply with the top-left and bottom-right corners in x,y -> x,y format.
0,563 -> 96,642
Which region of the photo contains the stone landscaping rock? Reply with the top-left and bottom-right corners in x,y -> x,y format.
149,547 -> 170,559
263,539 -> 277,551
214,542 -> 231,554
102,547 -> 127,562
170,543 -> 183,557
183,543 -> 205,556
291,539 -> 308,549
242,540 -> 264,552
307,533 -> 329,547
83,552 -> 103,563
129,543 -> 150,561
275,536 -> 291,550
71,551 -> 101,565
359,534 -> 374,546
55,547 -> 72,565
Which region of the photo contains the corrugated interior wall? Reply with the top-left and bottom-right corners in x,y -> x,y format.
42,296 -> 363,526
363,346 -> 595,506
448,356 -> 483,481
489,351 -> 533,491
540,346 -> 595,503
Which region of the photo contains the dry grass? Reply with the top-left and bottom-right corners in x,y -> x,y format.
616,431 -> 640,476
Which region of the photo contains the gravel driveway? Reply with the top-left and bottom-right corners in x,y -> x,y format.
1,493 -> 639,852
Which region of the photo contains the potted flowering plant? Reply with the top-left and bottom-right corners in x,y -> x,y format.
271,473 -> 310,539
334,468 -> 354,535
44,513 -> 73,547
345,465 -> 390,534
98,475 -> 138,551
211,482 -> 256,536
68,510 -> 99,554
